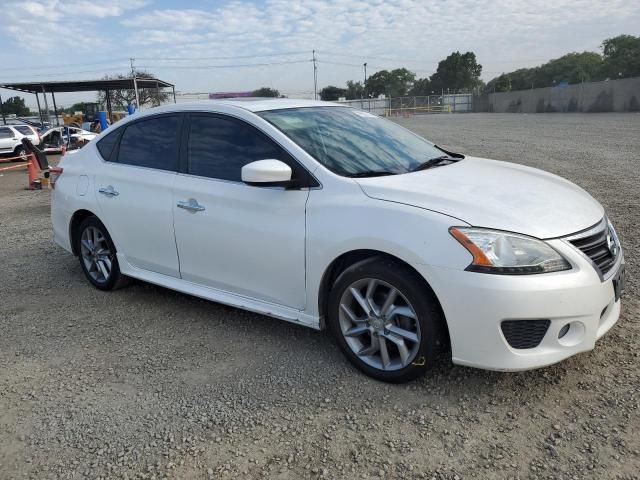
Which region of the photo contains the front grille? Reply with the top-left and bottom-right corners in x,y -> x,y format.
501,319 -> 550,349
567,221 -> 618,276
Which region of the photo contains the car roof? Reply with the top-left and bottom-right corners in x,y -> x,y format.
137,98 -> 344,116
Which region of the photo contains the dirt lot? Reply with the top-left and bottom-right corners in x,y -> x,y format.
1,113 -> 638,480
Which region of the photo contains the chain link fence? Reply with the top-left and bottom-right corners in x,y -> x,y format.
337,94 -> 473,116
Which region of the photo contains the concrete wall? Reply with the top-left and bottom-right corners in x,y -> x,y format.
477,77 -> 640,113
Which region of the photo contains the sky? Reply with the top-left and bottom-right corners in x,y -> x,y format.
1,0 -> 639,109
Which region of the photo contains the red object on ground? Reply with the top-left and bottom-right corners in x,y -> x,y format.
49,166 -> 63,189
60,144 -> 66,156
27,153 -> 40,189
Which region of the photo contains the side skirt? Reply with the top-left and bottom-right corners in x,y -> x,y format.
117,253 -> 321,330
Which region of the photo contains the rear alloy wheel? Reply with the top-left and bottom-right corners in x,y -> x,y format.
77,217 -> 130,291
328,257 -> 444,382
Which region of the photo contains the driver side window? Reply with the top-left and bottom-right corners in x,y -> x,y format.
187,114 -> 292,182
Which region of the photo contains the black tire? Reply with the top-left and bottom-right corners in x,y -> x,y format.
327,257 -> 445,383
76,216 -> 131,291
14,146 -> 27,162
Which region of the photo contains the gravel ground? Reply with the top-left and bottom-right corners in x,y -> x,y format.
1,113 -> 639,480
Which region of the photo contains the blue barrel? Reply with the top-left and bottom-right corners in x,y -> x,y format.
127,104 -> 135,115
98,111 -> 108,130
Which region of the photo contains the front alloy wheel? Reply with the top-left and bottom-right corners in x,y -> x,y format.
328,257 -> 445,383
339,278 -> 421,371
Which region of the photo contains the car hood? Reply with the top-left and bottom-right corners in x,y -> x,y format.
354,157 -> 603,239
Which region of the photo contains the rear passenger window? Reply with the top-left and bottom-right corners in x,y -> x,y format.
117,115 -> 181,171
187,114 -> 290,181
14,126 -> 33,136
96,128 -> 121,161
0,127 -> 12,138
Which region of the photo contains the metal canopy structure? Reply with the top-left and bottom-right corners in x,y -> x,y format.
0,77 -> 176,126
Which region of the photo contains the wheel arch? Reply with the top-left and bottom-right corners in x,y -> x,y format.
69,209 -> 101,256
317,249 -> 449,346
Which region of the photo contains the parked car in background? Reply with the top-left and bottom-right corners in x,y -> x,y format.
0,125 -> 30,160
11,124 -> 41,145
40,126 -> 97,153
50,99 -> 625,382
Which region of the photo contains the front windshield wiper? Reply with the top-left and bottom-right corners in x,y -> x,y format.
345,170 -> 398,178
410,155 -> 459,173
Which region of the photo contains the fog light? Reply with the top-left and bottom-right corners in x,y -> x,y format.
558,324 -> 570,339
557,321 -> 586,347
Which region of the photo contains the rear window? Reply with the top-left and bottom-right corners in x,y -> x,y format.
116,115 -> 181,171
14,126 -> 34,136
96,128 -> 122,161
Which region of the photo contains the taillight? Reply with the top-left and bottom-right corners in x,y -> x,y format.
49,166 -> 63,189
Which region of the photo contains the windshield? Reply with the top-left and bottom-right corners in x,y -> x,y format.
258,107 -> 446,176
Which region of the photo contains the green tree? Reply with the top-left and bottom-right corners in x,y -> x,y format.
345,80 -> 365,100
534,52 -> 603,86
430,51 -> 482,93
482,35 -> 640,92
365,68 -> 415,97
252,87 -> 281,97
409,77 -> 432,96
63,102 -> 97,114
96,70 -> 170,109
486,73 -> 512,92
601,34 -> 640,78
320,85 -> 347,101
1,96 -> 30,116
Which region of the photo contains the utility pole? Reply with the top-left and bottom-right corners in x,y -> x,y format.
312,50 -> 318,100
41,85 -> 50,123
130,57 -> 140,109
363,62 -> 368,98
0,91 -> 6,125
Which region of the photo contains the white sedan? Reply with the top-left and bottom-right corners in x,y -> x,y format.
50,99 -> 624,382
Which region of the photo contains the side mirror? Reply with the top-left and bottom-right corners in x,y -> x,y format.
241,159 -> 292,187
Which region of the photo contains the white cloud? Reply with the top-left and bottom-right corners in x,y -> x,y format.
66,0 -> 148,18
2,0 -> 640,98
0,0 -> 147,51
122,0 -> 640,65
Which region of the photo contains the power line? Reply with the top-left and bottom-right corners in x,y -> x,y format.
317,50 -> 552,65
317,59 -> 434,74
137,59 -> 312,69
136,50 -> 309,61
1,51 -> 310,72
1,58 -> 130,72
0,68 -> 129,82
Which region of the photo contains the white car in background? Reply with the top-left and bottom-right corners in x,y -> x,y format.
41,126 -> 97,153
50,99 -> 624,382
0,124 -> 39,159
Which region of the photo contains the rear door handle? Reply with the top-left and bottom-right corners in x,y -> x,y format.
98,186 -> 119,197
177,199 -> 205,212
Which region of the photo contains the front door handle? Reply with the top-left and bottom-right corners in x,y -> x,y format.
177,199 -> 205,212
98,186 -> 119,197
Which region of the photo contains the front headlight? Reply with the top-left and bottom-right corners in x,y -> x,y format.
449,227 -> 571,274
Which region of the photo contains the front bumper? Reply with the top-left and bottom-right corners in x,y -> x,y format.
416,239 -> 623,371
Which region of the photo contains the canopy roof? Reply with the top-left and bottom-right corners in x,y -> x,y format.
0,78 -> 174,94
